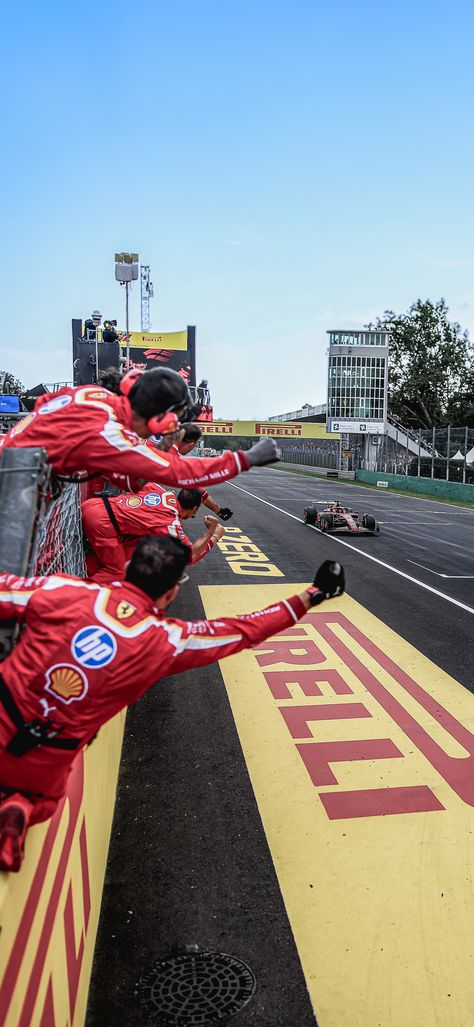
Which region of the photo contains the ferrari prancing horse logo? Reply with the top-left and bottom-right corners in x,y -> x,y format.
116,601 -> 136,620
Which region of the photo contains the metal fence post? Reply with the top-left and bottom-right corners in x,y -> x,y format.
417,429 -> 421,477
446,425 -> 451,481
431,427 -> 435,479
463,425 -> 468,484
405,431 -> 409,475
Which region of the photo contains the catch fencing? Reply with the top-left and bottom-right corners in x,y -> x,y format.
372,426 -> 474,483
0,447 -> 85,657
277,428 -> 474,483
277,440 -> 340,469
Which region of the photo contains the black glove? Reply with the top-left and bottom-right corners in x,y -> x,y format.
246,438 -> 281,466
307,561 -> 345,606
218,507 -> 233,521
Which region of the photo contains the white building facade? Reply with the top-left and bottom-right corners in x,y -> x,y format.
326,330 -> 389,436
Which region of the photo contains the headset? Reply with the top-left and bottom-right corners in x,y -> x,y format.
119,368 -> 190,435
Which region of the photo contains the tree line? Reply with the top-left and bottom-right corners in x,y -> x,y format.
368,299 -> 474,428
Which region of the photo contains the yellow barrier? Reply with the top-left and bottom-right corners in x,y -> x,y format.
199,420 -> 340,439
0,711 -> 126,1027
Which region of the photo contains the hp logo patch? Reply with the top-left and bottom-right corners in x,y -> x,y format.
72,626 -> 117,669
144,493 -> 162,507
38,395 -> 72,415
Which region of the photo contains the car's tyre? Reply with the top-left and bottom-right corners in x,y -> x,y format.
304,505 -> 317,525
364,514 -> 376,531
319,513 -> 333,532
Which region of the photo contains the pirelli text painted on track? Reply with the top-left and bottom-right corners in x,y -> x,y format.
200,584 -> 474,1027
216,526 -> 283,577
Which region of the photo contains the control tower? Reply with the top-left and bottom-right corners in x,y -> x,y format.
326,329 -> 390,469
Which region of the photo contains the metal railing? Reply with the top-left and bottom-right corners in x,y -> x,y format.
0,449 -> 86,657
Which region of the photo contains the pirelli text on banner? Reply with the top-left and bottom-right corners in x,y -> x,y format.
199,421 -> 340,439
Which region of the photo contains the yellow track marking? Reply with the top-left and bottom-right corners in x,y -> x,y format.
200,584 -> 474,1027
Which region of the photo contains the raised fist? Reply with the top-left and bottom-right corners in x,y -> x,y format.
311,561 -> 345,604
246,438 -> 281,467
218,507 -> 233,521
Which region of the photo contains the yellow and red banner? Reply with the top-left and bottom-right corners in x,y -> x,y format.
124,330 -> 188,351
199,421 -> 340,439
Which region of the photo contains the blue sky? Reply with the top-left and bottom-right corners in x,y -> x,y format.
2,0 -> 474,417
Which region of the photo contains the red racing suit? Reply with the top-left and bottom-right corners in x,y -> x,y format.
0,572 -> 306,823
0,386 -> 250,490
82,483 -> 215,583
146,439 -> 211,503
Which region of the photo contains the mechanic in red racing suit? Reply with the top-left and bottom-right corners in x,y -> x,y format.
0,538 -> 344,871
0,367 -> 279,490
147,422 -> 233,521
82,483 -> 225,583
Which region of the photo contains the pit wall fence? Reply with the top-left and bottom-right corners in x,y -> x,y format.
0,448 -> 125,1027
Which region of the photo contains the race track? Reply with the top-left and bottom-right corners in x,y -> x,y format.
87,467 -> 474,1027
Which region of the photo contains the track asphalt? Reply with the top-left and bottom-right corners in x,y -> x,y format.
87,467 -> 474,1027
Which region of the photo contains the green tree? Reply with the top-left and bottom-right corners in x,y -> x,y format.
369,299 -> 473,428
0,371 -> 25,395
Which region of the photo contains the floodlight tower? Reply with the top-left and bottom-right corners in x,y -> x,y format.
115,252 -> 139,367
140,266 -> 154,332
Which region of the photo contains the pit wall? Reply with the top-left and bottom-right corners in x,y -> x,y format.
276,461 -> 356,480
356,469 -> 474,503
0,711 -> 126,1027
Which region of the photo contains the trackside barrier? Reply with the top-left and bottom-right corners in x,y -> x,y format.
356,469 -> 474,502
0,449 -> 126,1027
275,461 -> 356,480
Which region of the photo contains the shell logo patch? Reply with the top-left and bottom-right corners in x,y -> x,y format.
116,601 -> 136,620
10,413 -> 36,437
44,664 -> 88,704
84,389 -> 108,400
126,496 -> 143,508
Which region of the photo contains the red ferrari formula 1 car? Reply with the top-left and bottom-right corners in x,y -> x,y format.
303,499 -> 380,535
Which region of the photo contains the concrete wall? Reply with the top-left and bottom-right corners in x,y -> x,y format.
356,470 -> 474,503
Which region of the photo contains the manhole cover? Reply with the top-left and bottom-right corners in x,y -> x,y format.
136,951 -> 256,1025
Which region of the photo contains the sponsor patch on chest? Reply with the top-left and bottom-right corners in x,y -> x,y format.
71,625 -> 117,668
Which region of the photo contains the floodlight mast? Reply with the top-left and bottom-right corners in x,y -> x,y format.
140,265 -> 154,332
114,252 -> 139,367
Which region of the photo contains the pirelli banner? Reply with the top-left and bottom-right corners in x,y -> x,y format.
121,327 -> 196,388
199,421 -> 340,439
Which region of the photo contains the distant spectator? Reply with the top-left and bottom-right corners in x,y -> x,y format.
102,320 -> 120,344
83,310 -> 102,341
